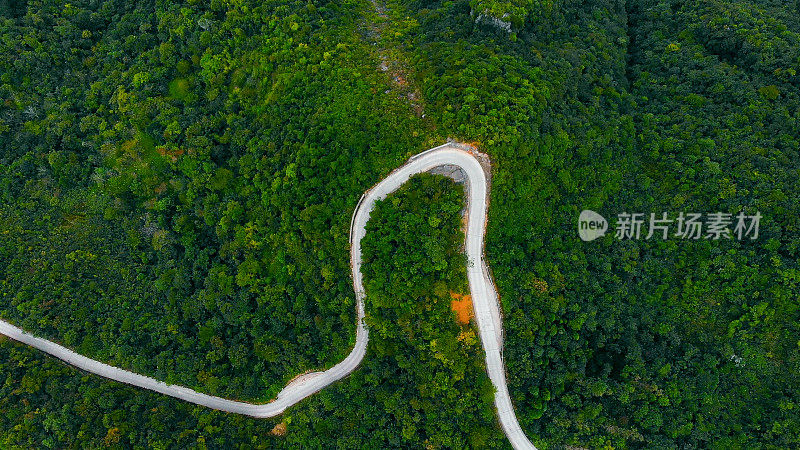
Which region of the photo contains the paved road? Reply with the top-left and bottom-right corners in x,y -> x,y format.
0,143 -> 535,449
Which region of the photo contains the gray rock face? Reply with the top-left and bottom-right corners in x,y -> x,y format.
428,163 -> 467,183
473,10 -> 512,32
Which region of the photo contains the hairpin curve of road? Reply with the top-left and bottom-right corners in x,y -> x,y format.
0,143 -> 536,450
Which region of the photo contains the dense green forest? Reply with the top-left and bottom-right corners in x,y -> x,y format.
1,0 -> 430,401
2,0 -> 799,447
398,0 -> 800,446
0,174 -> 507,447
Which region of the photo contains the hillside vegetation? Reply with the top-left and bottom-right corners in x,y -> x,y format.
1,0 -> 799,447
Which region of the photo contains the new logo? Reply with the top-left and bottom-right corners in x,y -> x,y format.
578,210 -> 608,242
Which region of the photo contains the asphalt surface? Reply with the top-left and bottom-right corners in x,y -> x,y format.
0,143 -> 535,449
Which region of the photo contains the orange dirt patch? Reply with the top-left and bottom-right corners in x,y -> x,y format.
461,140 -> 483,151
450,292 -> 474,325
270,421 -> 288,436
156,146 -> 186,163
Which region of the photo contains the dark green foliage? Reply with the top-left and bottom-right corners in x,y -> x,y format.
1,0 -> 428,402
0,175 -> 505,448
280,174 -> 506,448
2,0 -> 799,447
395,0 -> 799,447
0,0 -> 27,19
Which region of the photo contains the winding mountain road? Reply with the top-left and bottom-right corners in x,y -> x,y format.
0,143 -> 535,449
